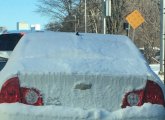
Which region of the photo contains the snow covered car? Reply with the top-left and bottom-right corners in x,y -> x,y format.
0,32 -> 164,120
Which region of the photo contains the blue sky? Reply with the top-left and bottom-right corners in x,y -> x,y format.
0,0 -> 49,30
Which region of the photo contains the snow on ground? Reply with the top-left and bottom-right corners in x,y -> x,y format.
150,64 -> 164,82
0,103 -> 164,120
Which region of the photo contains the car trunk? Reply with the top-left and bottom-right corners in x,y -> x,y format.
18,73 -> 147,111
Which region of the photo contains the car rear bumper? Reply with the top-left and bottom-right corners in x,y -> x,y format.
0,103 -> 164,120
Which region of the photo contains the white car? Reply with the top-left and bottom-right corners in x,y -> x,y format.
155,51 -> 160,61
0,32 -> 164,120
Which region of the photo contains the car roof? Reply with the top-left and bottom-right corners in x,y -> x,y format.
3,30 -> 44,34
2,31 -> 152,76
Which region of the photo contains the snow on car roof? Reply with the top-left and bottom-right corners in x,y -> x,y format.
4,32 -> 150,75
2,31 -> 151,76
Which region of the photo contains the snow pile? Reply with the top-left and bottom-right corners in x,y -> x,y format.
0,103 -> 164,120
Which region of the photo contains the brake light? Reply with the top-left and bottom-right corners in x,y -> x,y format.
21,88 -> 43,106
0,77 -> 43,106
144,80 -> 164,105
0,77 -> 21,103
122,80 -> 165,108
121,90 -> 144,108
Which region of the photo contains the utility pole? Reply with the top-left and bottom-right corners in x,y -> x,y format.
73,15 -> 77,32
85,0 -> 87,33
103,0 -> 106,34
103,0 -> 111,34
160,0 -> 165,82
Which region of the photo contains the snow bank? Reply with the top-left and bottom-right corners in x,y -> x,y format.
0,103 -> 164,120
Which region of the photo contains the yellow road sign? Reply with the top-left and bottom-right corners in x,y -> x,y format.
126,10 -> 145,29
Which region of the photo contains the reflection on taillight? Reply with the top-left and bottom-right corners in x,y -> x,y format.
122,80 -> 165,108
122,90 -> 144,108
0,77 -> 43,106
0,77 -> 21,103
144,80 -> 164,106
21,88 -> 43,106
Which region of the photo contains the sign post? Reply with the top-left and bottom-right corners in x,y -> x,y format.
160,0 -> 165,82
103,0 -> 111,34
126,10 -> 145,41
85,0 -> 87,33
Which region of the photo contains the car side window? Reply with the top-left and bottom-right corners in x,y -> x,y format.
0,33 -> 22,51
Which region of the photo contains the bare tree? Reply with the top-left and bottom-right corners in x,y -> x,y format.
105,0 -> 160,63
70,0 -> 103,33
86,0 -> 102,33
37,0 -> 160,63
123,0 -> 160,63
106,0 -> 127,34
36,0 -> 80,31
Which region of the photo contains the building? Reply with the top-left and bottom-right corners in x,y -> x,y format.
30,24 -> 41,31
17,22 -> 29,30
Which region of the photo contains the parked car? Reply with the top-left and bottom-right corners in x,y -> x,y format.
139,47 -> 144,55
0,32 -> 164,120
155,50 -> 160,61
0,33 -> 23,70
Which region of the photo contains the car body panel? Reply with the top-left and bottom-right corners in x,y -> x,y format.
19,73 -> 147,111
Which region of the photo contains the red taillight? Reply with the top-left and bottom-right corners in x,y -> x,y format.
122,80 -> 165,108
0,77 -> 21,103
144,80 -> 164,105
21,88 -> 43,106
121,90 -> 144,108
0,77 -> 43,106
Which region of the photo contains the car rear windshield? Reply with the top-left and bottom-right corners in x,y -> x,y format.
0,33 -> 23,51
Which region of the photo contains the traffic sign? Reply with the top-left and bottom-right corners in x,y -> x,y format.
126,10 -> 145,29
